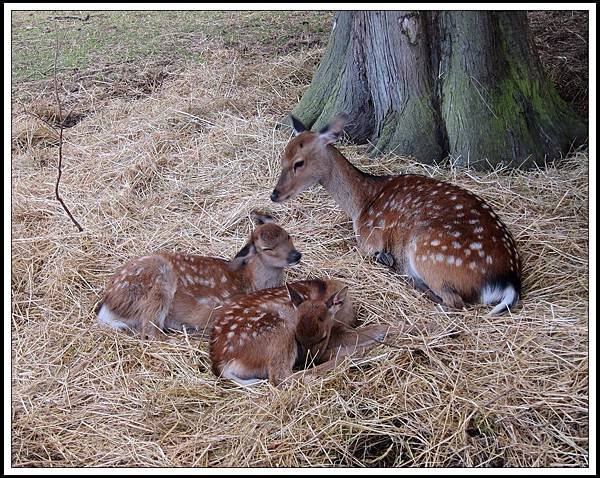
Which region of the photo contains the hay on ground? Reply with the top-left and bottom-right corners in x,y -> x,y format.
11,38 -> 589,468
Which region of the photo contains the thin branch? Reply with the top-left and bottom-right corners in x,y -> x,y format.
53,27 -> 83,232
53,14 -> 90,22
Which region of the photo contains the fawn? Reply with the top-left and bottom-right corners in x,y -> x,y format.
271,113 -> 522,315
210,279 -> 390,385
97,212 -> 302,339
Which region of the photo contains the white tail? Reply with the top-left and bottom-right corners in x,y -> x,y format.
482,283 -> 520,316
272,114 -> 522,315
96,212 -> 302,339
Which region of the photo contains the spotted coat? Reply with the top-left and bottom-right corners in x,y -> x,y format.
209,279 -> 362,385
355,174 -> 521,306
96,220 -> 301,339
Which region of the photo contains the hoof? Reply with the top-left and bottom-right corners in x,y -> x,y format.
375,251 -> 395,268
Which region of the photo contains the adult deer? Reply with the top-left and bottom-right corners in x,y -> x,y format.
271,114 -> 521,315
210,278 -> 390,385
97,212 -> 302,339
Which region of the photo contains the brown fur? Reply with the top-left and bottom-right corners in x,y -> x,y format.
97,216 -> 301,339
209,279 -> 389,386
272,114 -> 522,313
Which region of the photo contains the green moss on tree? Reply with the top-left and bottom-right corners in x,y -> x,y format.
290,11 -> 587,169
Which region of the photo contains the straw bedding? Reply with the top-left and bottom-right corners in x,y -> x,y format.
11,38 -> 589,467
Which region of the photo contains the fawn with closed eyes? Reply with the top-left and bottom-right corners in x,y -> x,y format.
97,212 -> 301,339
210,278 -> 390,385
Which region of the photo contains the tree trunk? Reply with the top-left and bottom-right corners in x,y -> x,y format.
292,11 -> 587,169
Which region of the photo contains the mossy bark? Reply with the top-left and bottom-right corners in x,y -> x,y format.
292,11 -> 587,169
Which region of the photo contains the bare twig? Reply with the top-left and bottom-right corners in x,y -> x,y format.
9,12 -> 589,466
52,27 -> 83,232
53,14 -> 90,22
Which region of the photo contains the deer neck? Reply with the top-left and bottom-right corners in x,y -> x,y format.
318,146 -> 383,221
243,256 -> 284,291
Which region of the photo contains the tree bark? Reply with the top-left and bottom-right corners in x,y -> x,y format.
292,11 -> 587,169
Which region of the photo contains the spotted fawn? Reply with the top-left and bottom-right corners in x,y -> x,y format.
97,212 -> 302,339
210,279 -> 389,385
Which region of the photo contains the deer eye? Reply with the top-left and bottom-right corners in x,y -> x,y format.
261,247 -> 273,252
293,160 -> 305,172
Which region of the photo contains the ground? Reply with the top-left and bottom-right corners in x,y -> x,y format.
10,10 -> 589,467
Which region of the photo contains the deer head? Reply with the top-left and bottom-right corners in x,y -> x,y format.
229,211 -> 301,271
287,283 -> 348,364
271,113 -> 349,203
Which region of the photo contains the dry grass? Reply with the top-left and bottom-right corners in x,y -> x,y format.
11,18 -> 589,469
528,10 -> 589,118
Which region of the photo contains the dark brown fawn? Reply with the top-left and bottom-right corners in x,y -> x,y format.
97,212 -> 302,339
271,114 -> 522,315
210,279 -> 390,385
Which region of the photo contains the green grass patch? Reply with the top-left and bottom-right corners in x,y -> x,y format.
11,10 -> 333,84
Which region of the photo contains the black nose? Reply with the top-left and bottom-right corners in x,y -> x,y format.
287,250 -> 302,264
270,190 -> 280,202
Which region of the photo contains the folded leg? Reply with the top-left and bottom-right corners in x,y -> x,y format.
299,323 -> 391,378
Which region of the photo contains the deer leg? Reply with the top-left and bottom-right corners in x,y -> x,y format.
139,316 -> 161,341
140,301 -> 170,340
437,285 -> 466,311
375,251 -> 395,268
268,363 -> 294,387
296,324 -> 391,380
115,258 -> 175,341
405,276 -> 444,304
140,317 -> 149,341
300,343 -> 383,379
326,324 -> 390,359
330,323 -> 390,349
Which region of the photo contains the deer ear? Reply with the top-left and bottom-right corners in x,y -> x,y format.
318,113 -> 349,145
290,115 -> 308,136
286,283 -> 306,309
250,210 -> 276,225
228,240 -> 256,270
325,286 -> 348,315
